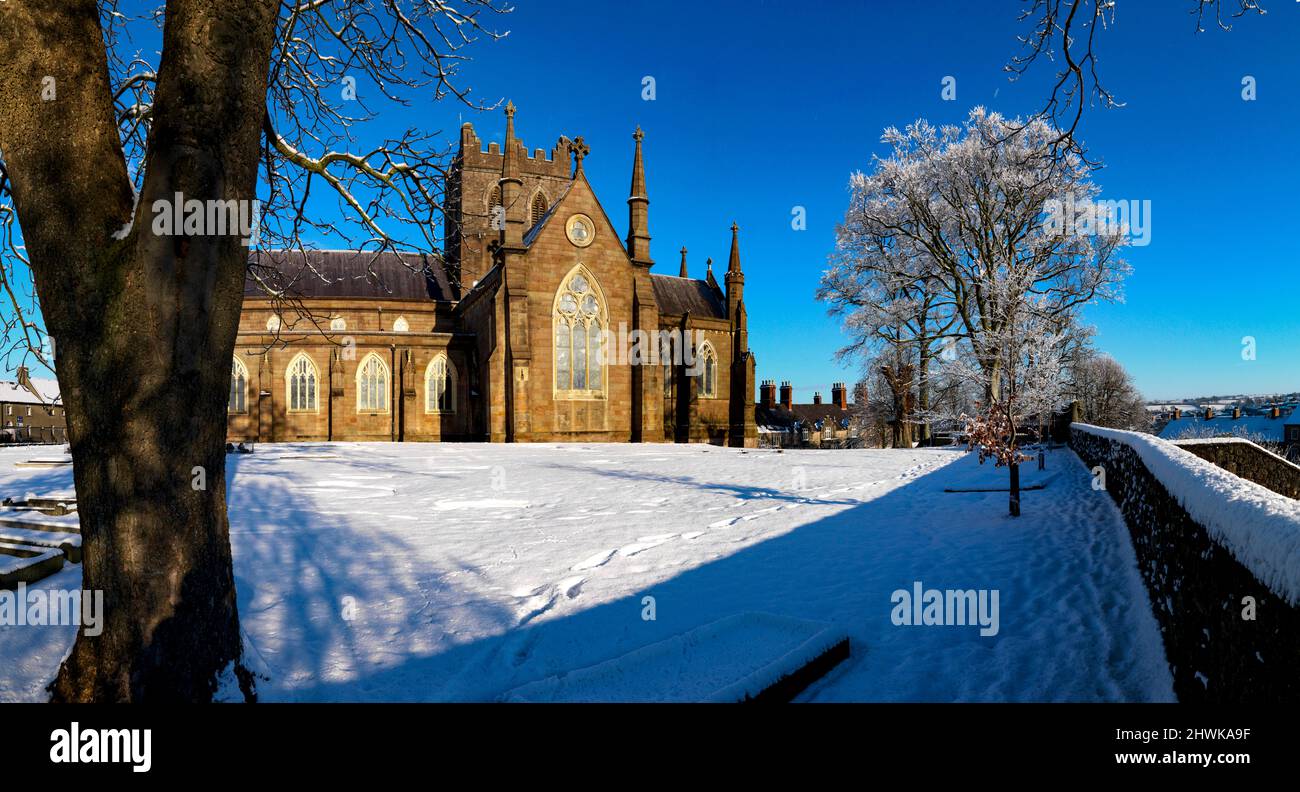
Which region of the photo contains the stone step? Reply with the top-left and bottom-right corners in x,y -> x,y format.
0,511 -> 80,535
0,541 -> 66,589
502,612 -> 851,703
0,526 -> 81,564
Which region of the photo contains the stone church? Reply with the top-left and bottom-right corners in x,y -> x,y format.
227,105 -> 758,446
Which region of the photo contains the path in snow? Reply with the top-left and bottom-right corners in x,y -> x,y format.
0,443 -> 1172,702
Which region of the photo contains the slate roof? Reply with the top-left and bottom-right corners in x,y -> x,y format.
246,249 -> 457,302
755,403 -> 850,431
1157,414 -> 1289,442
650,275 -> 726,320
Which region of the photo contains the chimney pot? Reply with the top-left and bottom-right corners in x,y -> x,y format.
813,392 -> 822,405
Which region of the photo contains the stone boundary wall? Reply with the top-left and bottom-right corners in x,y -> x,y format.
1172,437 -> 1300,500
1070,425 -> 1300,702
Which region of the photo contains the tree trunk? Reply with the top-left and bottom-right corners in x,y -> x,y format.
917,347 -> 931,447
1009,462 -> 1021,517
50,355 -> 249,702
0,0 -> 279,701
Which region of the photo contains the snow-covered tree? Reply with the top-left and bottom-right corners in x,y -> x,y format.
822,108 -> 1129,406
953,297 -> 1074,516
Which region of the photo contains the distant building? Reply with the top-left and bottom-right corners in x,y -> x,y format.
1284,411 -> 1300,446
1158,405 -> 1292,445
755,381 -> 856,448
0,367 -> 64,444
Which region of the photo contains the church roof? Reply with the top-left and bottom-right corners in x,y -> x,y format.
246,249 -> 457,302
650,274 -> 726,320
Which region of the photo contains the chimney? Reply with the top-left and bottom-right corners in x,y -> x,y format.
832,382 -> 848,410
1204,407 -> 1214,420
779,381 -> 793,411
813,392 -> 823,405
1233,407 -> 1241,419
1173,408 -> 1181,420
760,380 -> 776,410
1271,407 -> 1281,419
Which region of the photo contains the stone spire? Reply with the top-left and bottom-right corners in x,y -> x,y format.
499,101 -> 524,248
626,126 -> 652,266
727,222 -> 743,277
679,246 -> 688,278
725,223 -> 744,318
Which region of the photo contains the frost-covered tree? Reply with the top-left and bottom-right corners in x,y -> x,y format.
954,298 -> 1074,516
822,108 -> 1129,411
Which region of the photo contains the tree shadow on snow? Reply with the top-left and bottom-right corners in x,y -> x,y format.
257,448 -> 1168,703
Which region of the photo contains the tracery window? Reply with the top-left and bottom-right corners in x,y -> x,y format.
553,267 -> 606,397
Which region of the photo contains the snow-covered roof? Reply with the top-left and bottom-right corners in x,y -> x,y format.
1157,413 -> 1287,442
0,379 -> 60,406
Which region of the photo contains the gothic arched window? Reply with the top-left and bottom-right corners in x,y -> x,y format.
553,266 -> 606,397
425,353 -> 456,413
699,342 -> 718,398
530,192 -> 549,226
356,352 -> 389,413
229,357 -> 248,413
287,353 -> 318,412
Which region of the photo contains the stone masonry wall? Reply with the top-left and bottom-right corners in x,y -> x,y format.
1071,427 -> 1300,702
1172,438 -> 1300,500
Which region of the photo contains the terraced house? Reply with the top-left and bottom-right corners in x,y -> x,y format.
228,106 -> 758,446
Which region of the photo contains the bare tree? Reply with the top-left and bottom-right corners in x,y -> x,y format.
1008,0 -> 1266,154
1069,350 -> 1149,431
0,0 -> 507,702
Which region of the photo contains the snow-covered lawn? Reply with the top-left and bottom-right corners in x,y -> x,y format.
0,442 -> 1173,702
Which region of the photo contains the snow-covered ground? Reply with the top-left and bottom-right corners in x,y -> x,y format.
0,442 -> 1173,702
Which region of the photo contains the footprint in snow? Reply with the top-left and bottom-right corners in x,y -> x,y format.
571,548 -> 616,571
619,534 -> 676,556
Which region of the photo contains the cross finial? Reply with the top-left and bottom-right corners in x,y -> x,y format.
633,126 -> 644,143
505,100 -> 516,118
569,136 -> 590,172
731,221 -> 739,233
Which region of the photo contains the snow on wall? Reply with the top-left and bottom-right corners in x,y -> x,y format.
1073,423 -> 1300,606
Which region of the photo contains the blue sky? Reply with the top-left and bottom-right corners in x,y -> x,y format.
413,0 -> 1299,402
16,1 -> 1296,401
